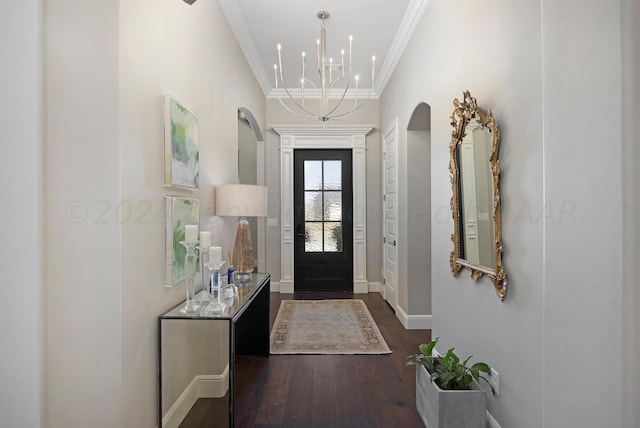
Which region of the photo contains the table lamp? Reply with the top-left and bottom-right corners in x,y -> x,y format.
216,184 -> 267,281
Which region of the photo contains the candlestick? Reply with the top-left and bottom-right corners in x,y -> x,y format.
185,225 -> 198,243
274,64 -> 278,88
316,39 -> 320,69
302,51 -> 305,81
341,49 -> 345,77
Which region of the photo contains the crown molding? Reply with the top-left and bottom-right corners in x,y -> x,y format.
218,0 -> 272,95
373,0 -> 430,95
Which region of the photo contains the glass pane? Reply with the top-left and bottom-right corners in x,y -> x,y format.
323,192 -> 342,221
304,161 -> 322,190
305,222 -> 323,252
324,222 -> 342,252
323,161 -> 342,190
305,191 -> 322,221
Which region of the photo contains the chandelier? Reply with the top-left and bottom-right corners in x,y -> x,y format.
273,11 -> 375,125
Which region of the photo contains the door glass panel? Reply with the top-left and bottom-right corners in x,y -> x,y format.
324,222 -> 342,252
305,192 -> 322,221
302,158 -> 343,253
304,222 -> 323,252
323,192 -> 342,221
304,161 -> 322,190
323,161 -> 342,190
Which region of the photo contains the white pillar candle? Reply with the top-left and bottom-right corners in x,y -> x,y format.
199,231 -> 211,248
209,246 -> 222,266
185,225 -> 198,243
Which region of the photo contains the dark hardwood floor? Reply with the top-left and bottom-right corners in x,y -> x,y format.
181,291 -> 431,428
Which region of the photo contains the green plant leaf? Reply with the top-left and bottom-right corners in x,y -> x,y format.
471,362 -> 491,374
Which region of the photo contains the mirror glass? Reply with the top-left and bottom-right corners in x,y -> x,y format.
237,108 -> 265,272
449,91 -> 507,301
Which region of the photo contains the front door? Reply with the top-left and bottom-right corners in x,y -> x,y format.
293,149 -> 353,291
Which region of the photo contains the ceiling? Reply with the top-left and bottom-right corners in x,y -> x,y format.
218,0 -> 429,99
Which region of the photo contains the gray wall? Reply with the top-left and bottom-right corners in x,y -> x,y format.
380,0 -> 631,426
622,0 -> 640,425
44,0 -> 265,426
0,2 -> 43,427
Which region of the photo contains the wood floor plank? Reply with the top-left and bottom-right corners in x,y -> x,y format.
179,291 -> 430,428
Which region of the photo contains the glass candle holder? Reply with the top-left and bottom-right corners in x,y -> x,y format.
179,240 -> 200,314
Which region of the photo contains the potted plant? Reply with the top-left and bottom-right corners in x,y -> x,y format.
407,337 -> 494,428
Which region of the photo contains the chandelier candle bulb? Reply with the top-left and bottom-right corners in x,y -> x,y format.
273,64 -> 278,88
329,57 -> 333,84
372,56 -> 375,84
349,35 -> 353,72
185,225 -> 198,243
277,44 -> 283,81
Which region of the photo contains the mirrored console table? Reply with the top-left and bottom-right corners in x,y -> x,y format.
158,273 -> 270,428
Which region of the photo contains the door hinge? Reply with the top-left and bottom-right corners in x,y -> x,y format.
383,236 -> 386,244
383,194 -> 386,201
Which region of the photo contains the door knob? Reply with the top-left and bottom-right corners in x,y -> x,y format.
393,240 -> 397,246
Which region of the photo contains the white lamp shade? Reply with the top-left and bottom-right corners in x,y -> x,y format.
216,184 -> 267,217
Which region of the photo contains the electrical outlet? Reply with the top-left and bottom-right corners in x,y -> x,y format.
490,368 -> 500,396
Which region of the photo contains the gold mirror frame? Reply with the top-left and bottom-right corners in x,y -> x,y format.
449,90 -> 507,301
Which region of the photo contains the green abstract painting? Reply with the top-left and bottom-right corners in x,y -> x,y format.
165,196 -> 199,285
164,96 -> 199,188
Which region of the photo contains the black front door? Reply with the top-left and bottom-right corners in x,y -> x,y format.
293,149 -> 353,291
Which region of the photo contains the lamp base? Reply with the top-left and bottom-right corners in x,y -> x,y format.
232,218 -> 255,278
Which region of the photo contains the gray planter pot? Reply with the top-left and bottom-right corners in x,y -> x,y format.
415,365 -> 486,428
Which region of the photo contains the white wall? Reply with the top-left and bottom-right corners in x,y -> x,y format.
0,2 -> 43,427
45,0 -> 265,426
381,0 -> 631,427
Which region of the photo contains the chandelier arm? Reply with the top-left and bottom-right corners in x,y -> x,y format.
276,96 -> 322,120
322,85 -> 350,118
326,90 -> 374,119
279,87 -> 327,118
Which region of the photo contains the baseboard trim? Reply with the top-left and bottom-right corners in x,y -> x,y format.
279,281 -> 294,293
162,366 -> 229,428
486,410 -> 502,428
270,281 -> 280,292
396,305 -> 432,330
354,280 -> 369,294
368,282 -> 382,292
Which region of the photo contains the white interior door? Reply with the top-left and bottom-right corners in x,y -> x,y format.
383,120 -> 398,311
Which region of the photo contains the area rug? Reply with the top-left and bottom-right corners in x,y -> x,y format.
270,299 -> 391,355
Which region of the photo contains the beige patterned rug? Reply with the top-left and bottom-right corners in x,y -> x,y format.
270,299 -> 391,354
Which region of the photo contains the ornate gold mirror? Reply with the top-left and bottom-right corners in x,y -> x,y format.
449,91 -> 507,301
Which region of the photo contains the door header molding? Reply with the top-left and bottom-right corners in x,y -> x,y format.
272,124 -> 375,137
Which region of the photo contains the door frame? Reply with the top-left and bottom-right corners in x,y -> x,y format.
272,125 -> 374,293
